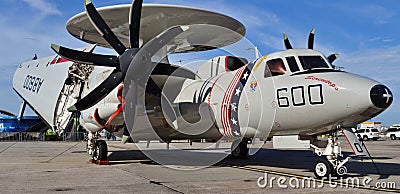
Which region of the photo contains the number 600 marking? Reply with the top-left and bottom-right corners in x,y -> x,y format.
277,84 -> 323,107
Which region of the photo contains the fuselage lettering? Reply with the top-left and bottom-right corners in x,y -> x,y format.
22,75 -> 44,94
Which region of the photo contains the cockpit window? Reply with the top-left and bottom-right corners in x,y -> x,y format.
265,58 -> 286,77
299,56 -> 329,70
286,56 -> 300,73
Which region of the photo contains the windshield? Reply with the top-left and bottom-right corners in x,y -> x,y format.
265,58 -> 286,77
299,56 -> 330,70
388,128 -> 400,132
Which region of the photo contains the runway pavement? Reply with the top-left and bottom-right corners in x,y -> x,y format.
0,137 -> 399,193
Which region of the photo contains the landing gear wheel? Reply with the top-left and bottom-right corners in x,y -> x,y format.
231,138 -> 249,158
391,135 -> 396,140
93,140 -> 108,161
231,145 -> 241,158
314,158 -> 332,179
363,136 -> 368,141
336,166 -> 347,176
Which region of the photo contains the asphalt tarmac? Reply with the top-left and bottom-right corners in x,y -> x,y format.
0,137 -> 399,193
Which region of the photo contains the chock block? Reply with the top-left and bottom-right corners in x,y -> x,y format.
97,160 -> 109,165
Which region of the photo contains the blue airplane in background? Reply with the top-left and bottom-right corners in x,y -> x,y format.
0,110 -> 41,132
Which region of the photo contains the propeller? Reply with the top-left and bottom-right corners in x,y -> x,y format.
51,0 -> 188,131
283,28 -> 315,50
51,0 -> 186,110
283,28 -> 340,64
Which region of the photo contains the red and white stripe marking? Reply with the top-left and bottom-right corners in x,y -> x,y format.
220,66 -> 246,137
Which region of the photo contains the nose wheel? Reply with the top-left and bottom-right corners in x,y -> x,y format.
314,158 -> 332,179
311,134 -> 349,179
313,158 -> 348,179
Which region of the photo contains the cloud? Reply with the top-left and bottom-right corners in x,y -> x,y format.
339,46 -> 400,125
328,3 -> 396,25
22,0 -> 61,19
258,32 -> 283,51
356,4 -> 397,24
340,45 -> 400,79
0,0 -> 83,114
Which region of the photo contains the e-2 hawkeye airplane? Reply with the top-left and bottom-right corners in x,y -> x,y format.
13,0 -> 393,178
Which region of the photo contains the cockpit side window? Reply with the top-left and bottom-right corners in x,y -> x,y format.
286,56 -> 300,73
299,56 -> 329,70
265,58 -> 286,77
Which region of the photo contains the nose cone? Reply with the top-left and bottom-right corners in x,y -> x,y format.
370,85 -> 393,108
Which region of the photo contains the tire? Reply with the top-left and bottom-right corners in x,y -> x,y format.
231,139 -> 249,158
231,145 -> 241,158
391,135 -> 396,140
363,136 -> 368,141
314,158 -> 332,179
93,140 -> 108,161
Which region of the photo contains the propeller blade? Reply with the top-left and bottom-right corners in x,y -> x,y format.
129,0 -> 143,48
283,33 -> 293,49
143,25 -> 189,57
308,28 -> 315,49
125,25 -> 190,75
68,69 -> 124,111
51,44 -> 119,67
84,0 -> 127,55
123,26 -> 190,133
328,54 -> 339,63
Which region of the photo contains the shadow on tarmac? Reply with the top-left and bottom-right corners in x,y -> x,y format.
106,147 -> 400,178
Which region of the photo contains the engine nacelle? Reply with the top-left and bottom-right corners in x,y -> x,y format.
80,108 -> 103,132
102,84 -> 124,104
79,85 -> 124,133
97,103 -> 121,121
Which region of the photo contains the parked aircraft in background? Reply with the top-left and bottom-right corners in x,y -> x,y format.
0,110 -> 42,132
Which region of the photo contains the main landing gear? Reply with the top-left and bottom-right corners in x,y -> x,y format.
86,132 -> 109,165
311,135 -> 349,179
231,138 -> 250,158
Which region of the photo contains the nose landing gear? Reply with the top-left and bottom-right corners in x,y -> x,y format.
311,135 -> 349,179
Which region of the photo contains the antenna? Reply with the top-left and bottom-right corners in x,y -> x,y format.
255,46 -> 260,59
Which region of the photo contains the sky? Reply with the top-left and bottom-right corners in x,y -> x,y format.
0,0 -> 399,126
